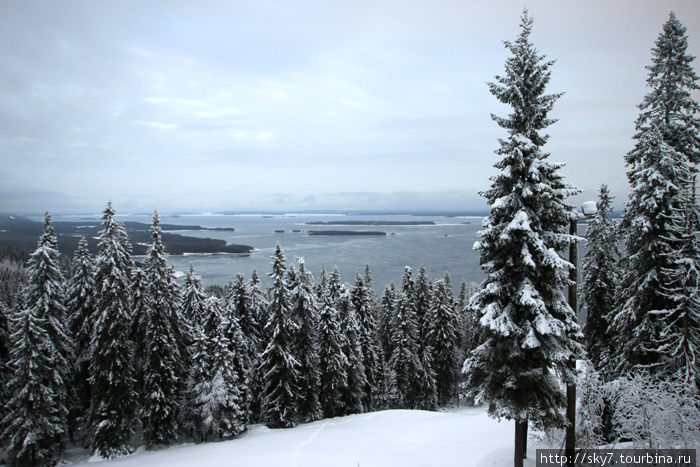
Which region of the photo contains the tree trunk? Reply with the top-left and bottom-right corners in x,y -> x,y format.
514,419 -> 526,467
521,417 -> 528,458
566,382 -> 576,466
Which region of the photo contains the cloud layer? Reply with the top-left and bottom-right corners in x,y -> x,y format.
1,0 -> 699,213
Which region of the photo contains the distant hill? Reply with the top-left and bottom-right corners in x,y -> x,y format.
0,213 -> 252,257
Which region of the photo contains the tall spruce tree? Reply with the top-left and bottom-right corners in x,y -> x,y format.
658,186 -> 700,388
351,274 -> 382,411
130,267 -> 148,406
412,267 -> 438,410
463,12 -> 582,465
457,280 -> 479,362
141,211 -> 182,448
246,269 -> 268,422
224,273 -> 257,417
2,213 -> 72,465
330,267 -> 367,415
363,264 -> 375,300
378,283 -> 398,361
259,243 -> 302,428
388,292 -> 422,409
288,259 -> 323,422
89,202 -> 139,459
2,305 -> 65,465
227,273 -> 261,368
222,301 -> 252,419
612,12 -> 700,381
414,266 -> 432,339
0,299 -> 9,425
581,185 -> 620,372
315,266 -> 328,300
189,296 -> 247,441
317,290 -> 350,418
426,280 -> 461,406
66,236 -> 96,439
181,264 -> 207,327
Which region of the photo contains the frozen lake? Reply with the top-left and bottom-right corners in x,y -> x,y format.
52,213 -> 487,293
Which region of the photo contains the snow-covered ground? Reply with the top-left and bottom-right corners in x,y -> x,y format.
65,407 -> 544,467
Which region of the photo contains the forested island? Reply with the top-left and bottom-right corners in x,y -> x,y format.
306,220 -> 435,226
0,213 -> 252,256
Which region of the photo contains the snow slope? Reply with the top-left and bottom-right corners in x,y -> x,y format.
66,407 -> 531,467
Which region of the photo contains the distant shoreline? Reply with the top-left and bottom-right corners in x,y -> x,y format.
307,230 -> 387,236
306,220 -> 435,226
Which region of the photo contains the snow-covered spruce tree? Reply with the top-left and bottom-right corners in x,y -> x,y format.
0,299 -> 9,425
658,189 -> 700,388
315,265 -> 328,300
140,211 -> 182,448
363,264 -> 375,299
330,267 -> 367,415
207,314 -> 248,439
227,273 -> 261,369
316,289 -> 349,418
378,283 -> 397,361
259,243 -> 302,428
401,266 -> 415,300
581,184 -> 620,372
414,266 -> 432,339
630,12 -> 699,168
1,213 -> 73,465
2,305 -> 64,465
89,202 -> 139,459
181,264 -> 207,327
464,12 -> 582,464
30,213 -> 73,423
224,273 -> 256,417
612,13 -> 700,379
223,302 -> 251,416
288,259 -> 323,422
412,267 -> 438,410
457,280 -> 479,362
186,304 -> 211,441
246,269 -> 269,422
129,266 -> 148,405
66,236 -> 96,438
426,279 -> 461,406
388,292 -> 422,409
613,125 -> 694,375
248,269 -> 269,347
351,274 -> 382,411
189,296 -> 247,441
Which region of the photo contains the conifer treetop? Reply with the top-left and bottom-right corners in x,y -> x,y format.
634,12 -> 700,166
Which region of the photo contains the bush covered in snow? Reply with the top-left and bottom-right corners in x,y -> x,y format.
606,373 -> 700,449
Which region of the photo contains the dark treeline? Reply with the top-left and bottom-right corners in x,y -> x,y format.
0,202 -> 480,465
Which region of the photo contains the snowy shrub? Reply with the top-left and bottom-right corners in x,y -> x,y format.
606,373 -> 700,449
576,360 -> 606,448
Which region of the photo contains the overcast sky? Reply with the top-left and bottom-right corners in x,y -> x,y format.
1,1 -> 699,214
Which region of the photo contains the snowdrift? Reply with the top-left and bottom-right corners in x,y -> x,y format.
67,408 -> 520,467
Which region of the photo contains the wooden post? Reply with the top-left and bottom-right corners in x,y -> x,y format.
566,219 -> 577,466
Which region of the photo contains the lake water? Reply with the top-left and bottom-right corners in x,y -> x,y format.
47,212 -> 592,295
64,213 -> 487,293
